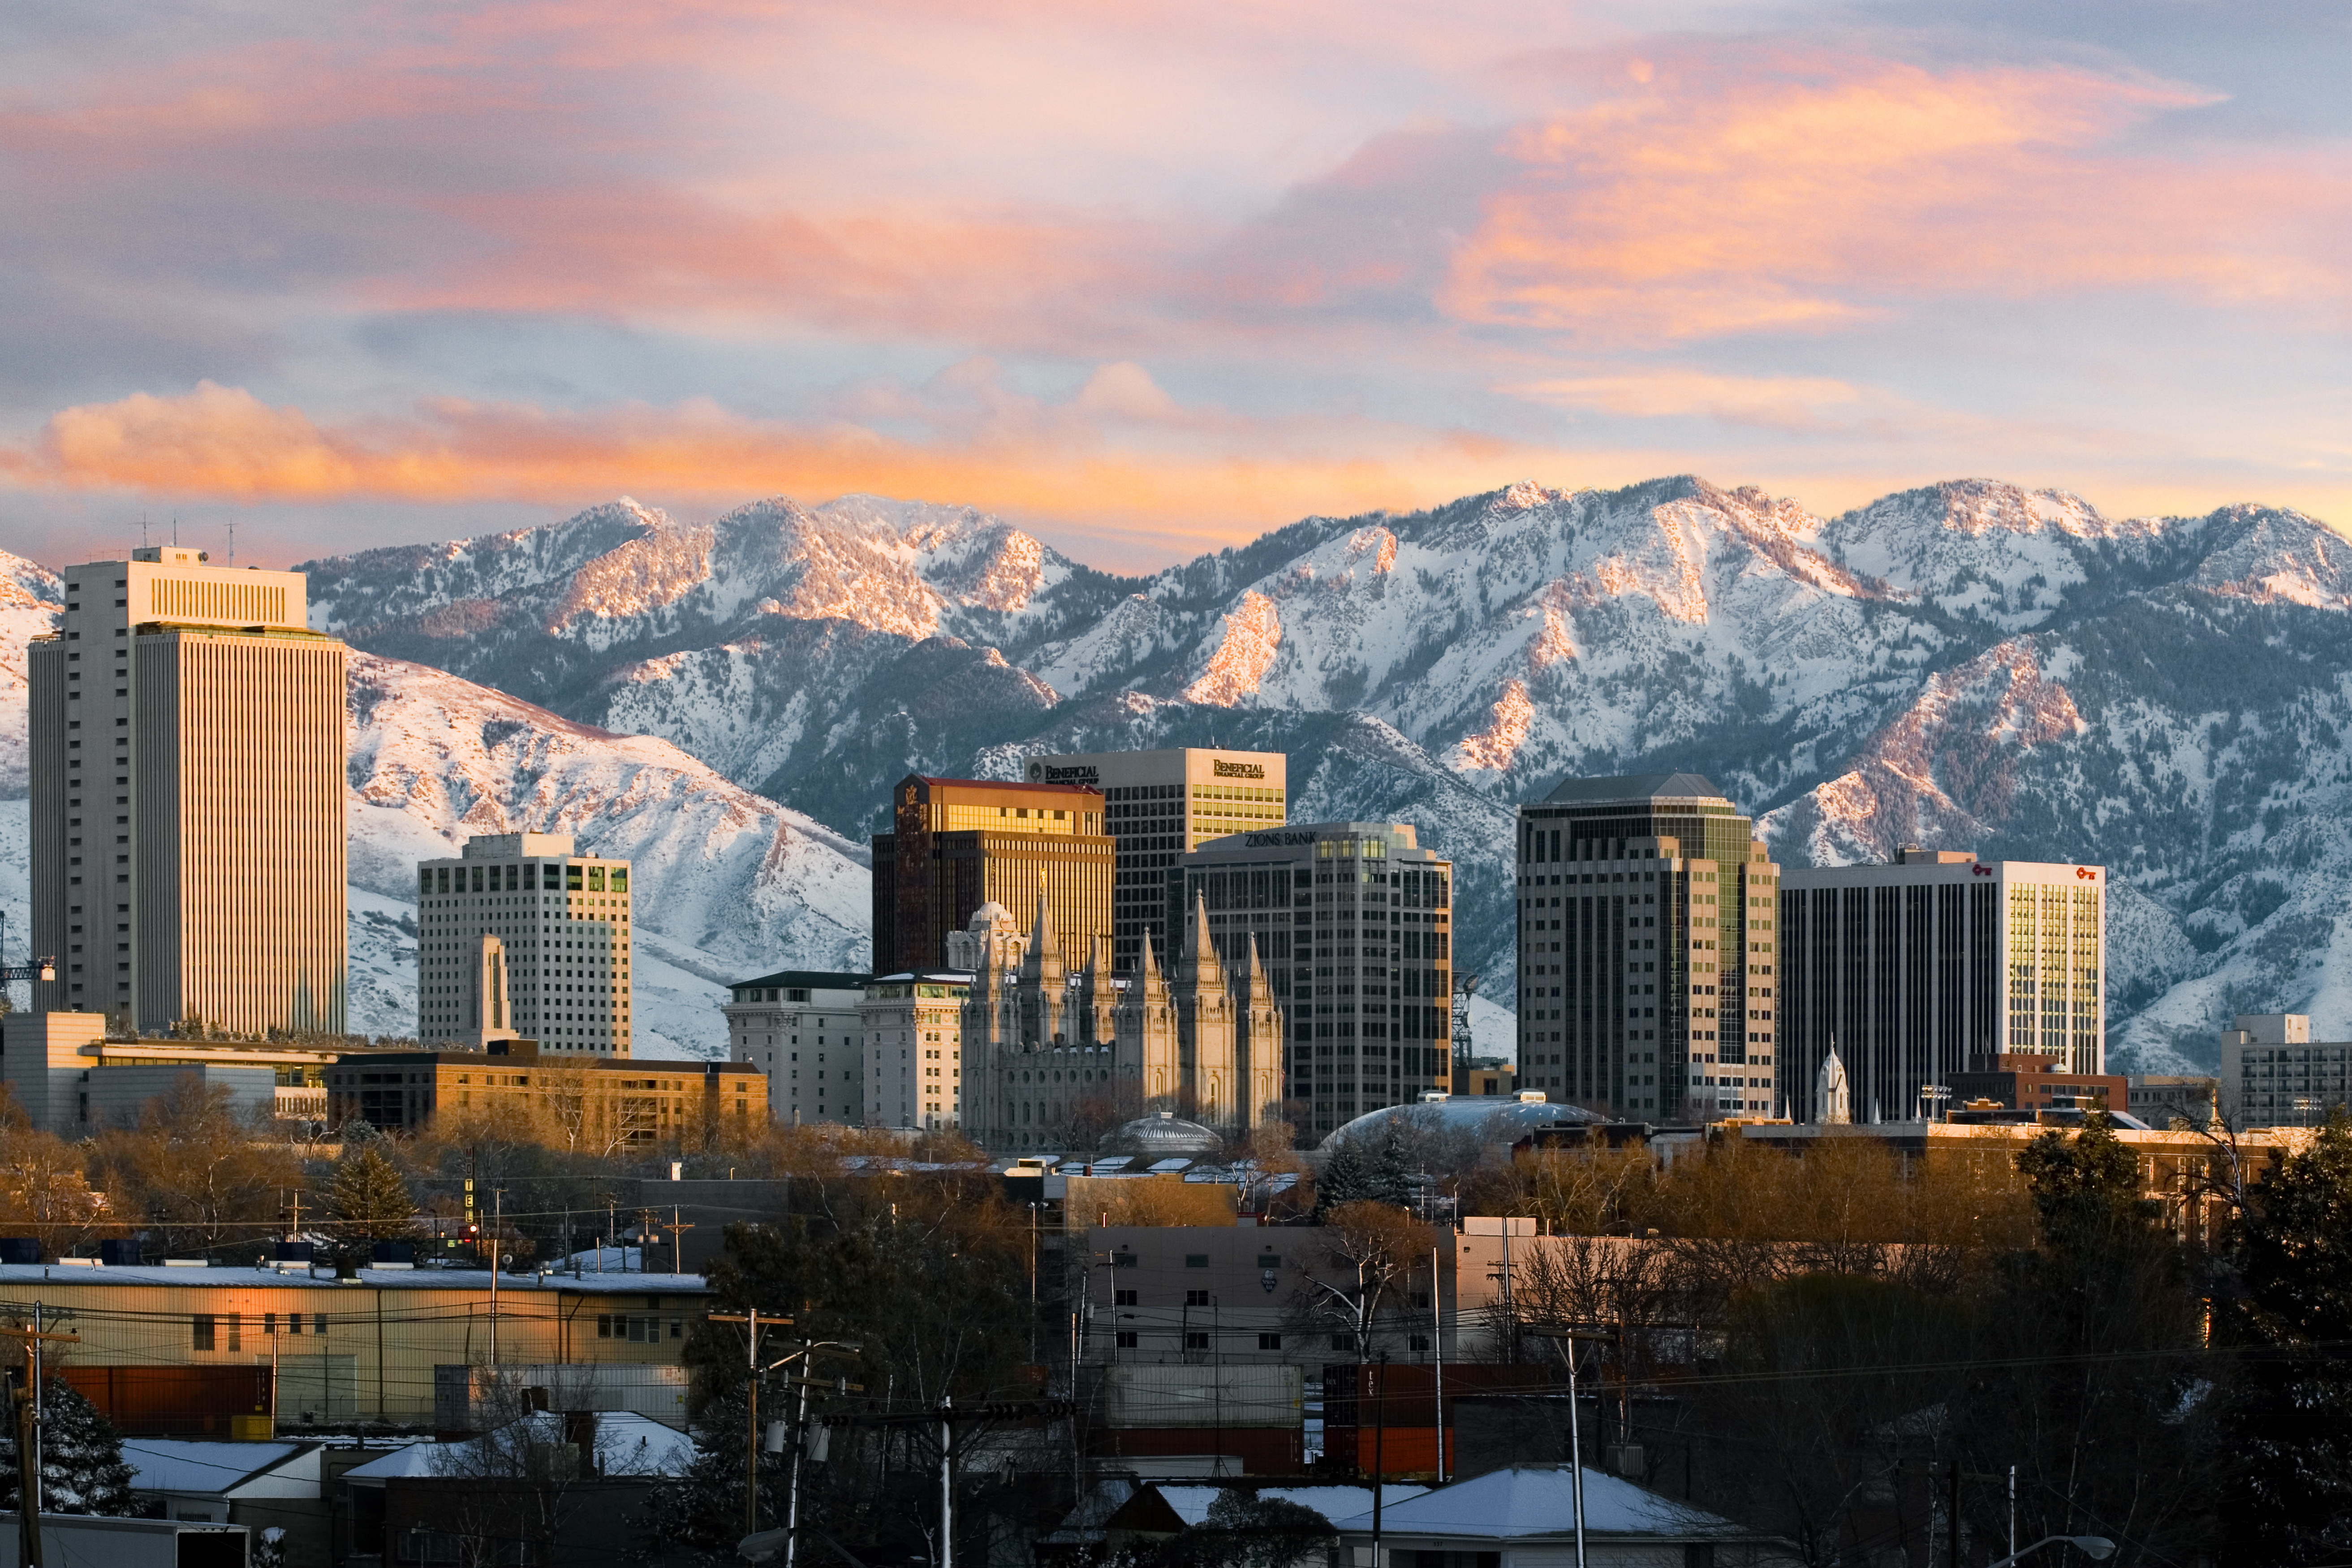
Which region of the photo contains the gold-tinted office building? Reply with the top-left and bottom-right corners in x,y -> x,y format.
1025,747 -> 1288,973
31,547 -> 348,1035
870,775 -> 1111,974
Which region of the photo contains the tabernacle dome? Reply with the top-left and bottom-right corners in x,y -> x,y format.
1103,1110 -> 1225,1159
1318,1093 -> 1605,1150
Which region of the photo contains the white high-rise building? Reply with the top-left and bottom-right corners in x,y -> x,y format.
30,547 -> 348,1035
863,971 -> 972,1131
723,970 -> 871,1124
2222,1014 -> 2352,1127
416,834 -> 634,1053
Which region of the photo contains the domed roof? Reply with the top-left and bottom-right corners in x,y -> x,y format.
1318,1094 -> 1607,1150
965,901 -> 1019,935
1104,1111 -> 1225,1159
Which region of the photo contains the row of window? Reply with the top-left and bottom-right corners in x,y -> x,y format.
421,862 -> 629,895
596,1313 -> 683,1341
1107,1330 -> 1438,1353
193,1312 -> 326,1349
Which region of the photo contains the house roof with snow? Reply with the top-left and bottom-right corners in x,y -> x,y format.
124,1439 -> 321,1499
1330,1466 -> 1777,1545
1149,1484 -> 1430,1529
342,1411 -> 695,1486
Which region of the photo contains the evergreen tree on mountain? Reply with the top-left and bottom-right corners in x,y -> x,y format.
0,1381 -> 138,1515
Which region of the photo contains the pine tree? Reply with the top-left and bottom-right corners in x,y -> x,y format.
2224,1109 -> 2352,1562
0,1381 -> 138,1516
1312,1138 -> 1370,1219
1366,1129 -> 1417,1209
327,1148 -> 419,1241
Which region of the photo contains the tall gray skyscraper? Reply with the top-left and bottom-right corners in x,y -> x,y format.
1516,774 -> 1780,1120
31,547 -> 348,1035
1175,820 -> 1451,1135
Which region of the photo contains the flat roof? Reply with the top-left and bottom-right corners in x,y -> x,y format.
0,1264 -> 711,1292
728,970 -> 873,991
1540,771 -> 1729,806
902,775 -> 1103,797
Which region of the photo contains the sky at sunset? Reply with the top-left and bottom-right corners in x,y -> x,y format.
2,1 -> 2348,571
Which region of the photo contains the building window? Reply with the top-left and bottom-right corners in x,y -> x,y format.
1185,1331 -> 1210,1350
1114,1289 -> 1137,1307
1185,1289 -> 1210,1306
192,1314 -> 215,1351
1115,1331 -> 1137,1348
1259,1333 -> 1283,1351
1184,1254 -> 1209,1268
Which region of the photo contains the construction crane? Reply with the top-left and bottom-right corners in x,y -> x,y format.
1451,971 -> 1479,1093
0,912 -> 57,996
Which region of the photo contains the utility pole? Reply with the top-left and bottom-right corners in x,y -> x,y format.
1431,1244 -> 1446,1484
776,1344 -> 862,1568
488,1189 -> 504,1367
938,1396 -> 954,1568
0,1308 -> 82,1568
1526,1326 -> 1610,1568
659,1207 -> 695,1275
1370,1351 -> 1388,1567
706,1310 -> 790,1538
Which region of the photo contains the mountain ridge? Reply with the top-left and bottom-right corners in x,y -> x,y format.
293,473 -> 2352,1074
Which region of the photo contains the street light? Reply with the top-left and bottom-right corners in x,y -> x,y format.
764,1340 -> 864,1568
1523,1327 -> 1611,1568
1985,1537 -> 2115,1566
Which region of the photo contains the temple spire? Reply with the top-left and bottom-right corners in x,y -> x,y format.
1021,874 -> 1063,987
1175,890 -> 1221,993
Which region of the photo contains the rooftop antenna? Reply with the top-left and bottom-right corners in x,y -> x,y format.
140,515 -> 150,550
172,517 -> 179,547
228,521 -> 235,568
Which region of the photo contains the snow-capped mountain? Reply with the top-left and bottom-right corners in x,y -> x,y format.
299,478 -> 2352,1073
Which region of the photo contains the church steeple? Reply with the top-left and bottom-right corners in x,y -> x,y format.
1020,878 -> 1064,990
1174,891 -> 1223,996
1134,930 -> 1167,1002
1241,932 -> 1273,1004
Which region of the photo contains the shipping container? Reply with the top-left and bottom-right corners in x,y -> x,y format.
59,1365 -> 272,1439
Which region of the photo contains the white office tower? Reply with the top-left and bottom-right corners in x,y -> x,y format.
723,970 -> 872,1124
2222,1014 -> 2352,1126
1025,748 -> 1287,974
30,547 -> 348,1035
417,834 -> 634,1053
1780,850 -> 2106,1124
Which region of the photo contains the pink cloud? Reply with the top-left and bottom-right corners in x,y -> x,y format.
1442,52 -> 2352,345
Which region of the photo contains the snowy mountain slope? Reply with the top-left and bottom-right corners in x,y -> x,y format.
263,475 -> 2352,1073
0,553 -> 61,798
345,652 -> 870,1055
